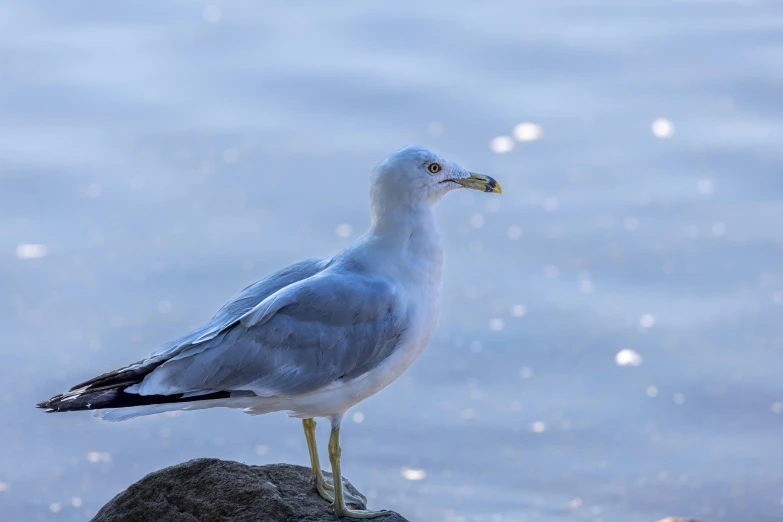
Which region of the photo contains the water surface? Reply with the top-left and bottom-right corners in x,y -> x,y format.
1,1 -> 782,521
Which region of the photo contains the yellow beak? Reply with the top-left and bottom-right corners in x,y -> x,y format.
453,172 -> 502,194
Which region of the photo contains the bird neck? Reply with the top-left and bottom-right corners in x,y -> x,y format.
364,202 -> 444,280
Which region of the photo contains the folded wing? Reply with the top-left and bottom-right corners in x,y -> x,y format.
133,266 -> 405,398
38,258 -> 407,414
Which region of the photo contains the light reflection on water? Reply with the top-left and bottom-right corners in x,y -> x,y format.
1,1 -> 783,521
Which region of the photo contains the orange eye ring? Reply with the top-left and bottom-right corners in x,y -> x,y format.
428,163 -> 442,174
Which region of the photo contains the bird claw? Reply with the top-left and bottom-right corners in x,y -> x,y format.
316,476 -> 367,509
330,504 -> 391,519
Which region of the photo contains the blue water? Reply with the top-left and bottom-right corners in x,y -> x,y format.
1,1 -> 782,521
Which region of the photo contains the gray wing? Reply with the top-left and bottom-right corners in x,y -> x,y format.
142,257 -> 330,363
130,265 -> 406,398
40,257 -> 336,412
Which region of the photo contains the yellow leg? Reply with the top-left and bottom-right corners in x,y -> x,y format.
302,419 -> 327,491
302,418 -> 367,508
327,421 -> 389,518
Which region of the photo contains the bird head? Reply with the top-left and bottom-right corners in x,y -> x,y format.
370,146 -> 501,210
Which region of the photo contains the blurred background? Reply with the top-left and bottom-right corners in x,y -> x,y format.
1,1 -> 782,521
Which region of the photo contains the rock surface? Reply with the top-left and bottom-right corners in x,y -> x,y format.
91,458 -> 408,522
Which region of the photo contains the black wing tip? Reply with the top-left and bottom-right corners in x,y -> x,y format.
37,393 -> 73,412
36,397 -> 60,412
36,359 -> 159,413
36,388 -> 236,413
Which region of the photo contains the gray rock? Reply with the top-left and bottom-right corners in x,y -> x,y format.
91,458 -> 408,522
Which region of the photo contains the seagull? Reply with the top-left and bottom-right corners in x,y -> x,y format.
38,145 -> 501,518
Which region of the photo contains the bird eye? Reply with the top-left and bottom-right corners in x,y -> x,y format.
427,163 -> 442,174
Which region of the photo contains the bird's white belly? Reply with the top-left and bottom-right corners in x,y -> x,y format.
280,290 -> 440,419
